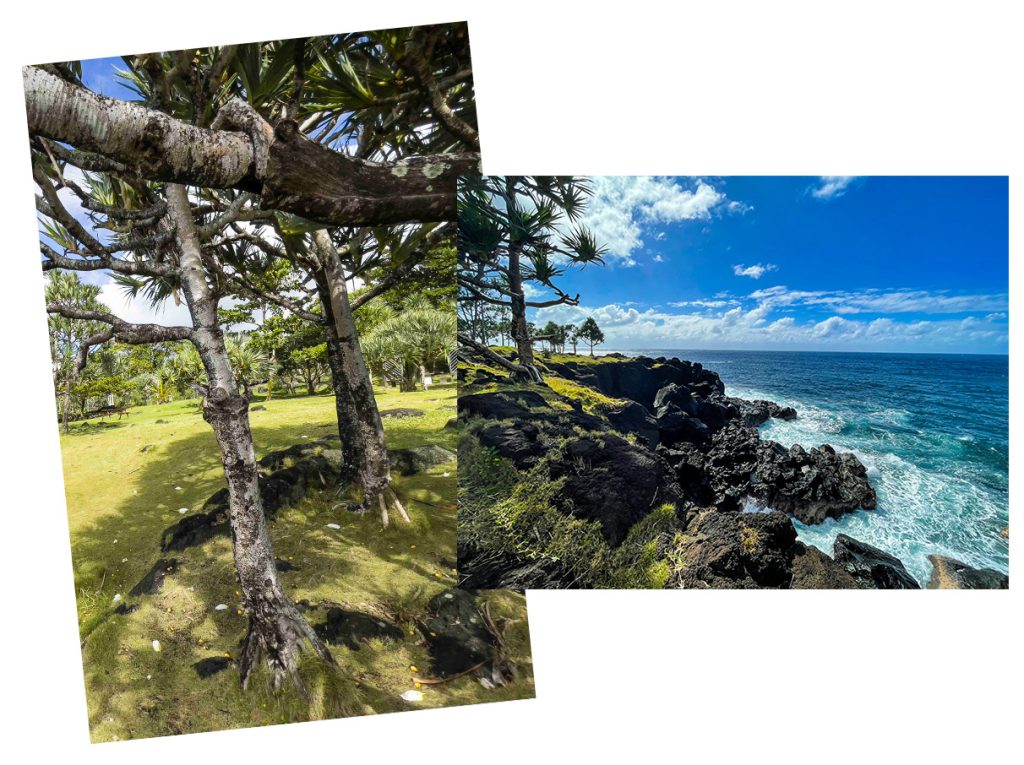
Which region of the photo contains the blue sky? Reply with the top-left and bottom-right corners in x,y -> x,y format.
530,176 -> 1008,354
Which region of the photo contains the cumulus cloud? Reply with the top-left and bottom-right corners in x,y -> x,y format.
652,254 -> 665,263
732,263 -> 777,279
532,284 -> 1008,353
578,177 -> 742,264
810,176 -> 859,200
745,285 -> 1008,315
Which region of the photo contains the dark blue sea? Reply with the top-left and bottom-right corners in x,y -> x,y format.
607,349 -> 1009,585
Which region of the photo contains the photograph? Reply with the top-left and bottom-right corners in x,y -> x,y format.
25,24 -> 533,742
457,175 -> 1009,590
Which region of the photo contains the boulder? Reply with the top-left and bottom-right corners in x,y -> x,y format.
546,433 -> 684,546
388,445 -> 456,475
727,397 -> 798,428
421,589 -> 494,677
789,543 -> 862,589
605,400 -> 660,448
926,555 -> 1008,589
832,534 -> 919,589
379,408 -> 425,419
678,510 -> 798,588
472,422 -> 547,470
748,441 -> 877,525
193,657 -> 233,678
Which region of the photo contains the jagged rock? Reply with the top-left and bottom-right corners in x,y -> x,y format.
678,510 -> 798,589
459,390 -> 549,421
832,534 -> 919,589
703,425 -> 876,523
444,417 -> 458,430
314,607 -> 404,649
727,397 -> 798,427
161,446 -> 342,552
926,555 -> 1008,589
421,589 -> 494,677
790,543 -> 862,589
472,422 -> 547,469
388,445 -> 456,475
545,433 -> 684,546
655,403 -> 711,446
129,558 -> 179,596
749,443 -> 877,524
605,400 -> 660,448
552,356 -> 725,409
379,408 -> 425,419
1000,526 -> 1008,539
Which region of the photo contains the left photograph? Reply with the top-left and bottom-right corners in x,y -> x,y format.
23,25 -> 533,742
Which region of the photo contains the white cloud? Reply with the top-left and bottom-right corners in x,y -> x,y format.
654,232 -> 667,241
733,263 -> 777,279
652,254 -> 665,263
745,285 -> 1008,315
578,177 -> 740,264
810,176 -> 859,200
532,285 -> 1008,353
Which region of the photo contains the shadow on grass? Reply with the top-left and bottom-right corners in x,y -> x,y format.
67,403 -> 499,740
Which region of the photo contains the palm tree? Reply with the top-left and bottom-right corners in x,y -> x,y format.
362,300 -> 456,391
226,336 -> 272,399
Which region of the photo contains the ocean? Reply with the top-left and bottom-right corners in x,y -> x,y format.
605,349 -> 1009,585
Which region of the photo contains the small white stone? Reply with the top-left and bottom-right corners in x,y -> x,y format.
400,690 -> 424,702
112,593 -> 122,603
443,472 -> 451,477
326,523 -> 341,530
178,507 -> 188,514
478,677 -> 495,690
214,604 -> 228,611
152,640 -> 161,652
146,675 -> 151,681
175,486 -> 182,491
121,558 -> 128,563
443,593 -> 454,600
112,539 -> 118,544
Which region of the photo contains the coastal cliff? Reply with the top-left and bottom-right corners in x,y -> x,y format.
457,350 -> 1007,590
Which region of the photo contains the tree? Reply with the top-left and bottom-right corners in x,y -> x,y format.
28,27 -> 473,691
538,320 -> 566,353
362,299 -> 456,391
456,176 -> 606,382
577,317 -> 605,356
568,323 -> 581,354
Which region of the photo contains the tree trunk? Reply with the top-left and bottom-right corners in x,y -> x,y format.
507,244 -> 542,383
166,184 -> 332,690
312,231 -> 401,520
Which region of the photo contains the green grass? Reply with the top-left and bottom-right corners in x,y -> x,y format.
60,384 -> 532,741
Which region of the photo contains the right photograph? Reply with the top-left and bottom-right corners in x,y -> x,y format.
456,176 -> 1009,590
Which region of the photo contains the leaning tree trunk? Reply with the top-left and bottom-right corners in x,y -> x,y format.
507,244 -> 542,383
166,185 -> 333,690
313,231 -> 408,526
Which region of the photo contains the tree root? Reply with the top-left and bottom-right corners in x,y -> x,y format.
238,591 -> 337,696
373,485 -> 412,528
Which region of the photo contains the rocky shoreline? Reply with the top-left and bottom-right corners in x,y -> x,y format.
458,352 -> 1008,590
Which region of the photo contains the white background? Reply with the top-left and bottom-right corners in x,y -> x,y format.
0,1 -> 1019,761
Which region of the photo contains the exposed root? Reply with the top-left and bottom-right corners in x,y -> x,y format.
237,591 -> 337,696
387,486 -> 411,523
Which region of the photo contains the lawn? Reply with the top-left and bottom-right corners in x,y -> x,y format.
59,384 -> 533,741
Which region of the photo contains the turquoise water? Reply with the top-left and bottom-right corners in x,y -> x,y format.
611,350 -> 1009,585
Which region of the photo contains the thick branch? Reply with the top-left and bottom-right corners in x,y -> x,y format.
47,304 -> 192,369
457,333 -> 530,375
26,66 -> 480,226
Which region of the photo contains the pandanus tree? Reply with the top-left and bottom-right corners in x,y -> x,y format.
456,176 -> 607,382
26,26 -> 475,690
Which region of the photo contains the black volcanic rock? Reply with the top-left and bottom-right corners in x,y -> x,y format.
750,442 -> 877,524
727,397 -> 798,428
546,432 -> 685,546
678,510 -> 798,589
926,555 -> 1008,589
833,534 -> 920,589
605,400 -> 660,448
789,543 -> 862,589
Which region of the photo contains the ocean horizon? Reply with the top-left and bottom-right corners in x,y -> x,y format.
595,348 -> 1009,585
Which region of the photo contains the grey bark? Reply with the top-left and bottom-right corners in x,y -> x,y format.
506,243 -> 542,383
24,66 -> 478,227
166,184 -> 333,689
312,231 -> 397,516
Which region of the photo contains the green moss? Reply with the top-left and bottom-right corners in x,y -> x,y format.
60,385 -> 531,741
545,376 -> 628,414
